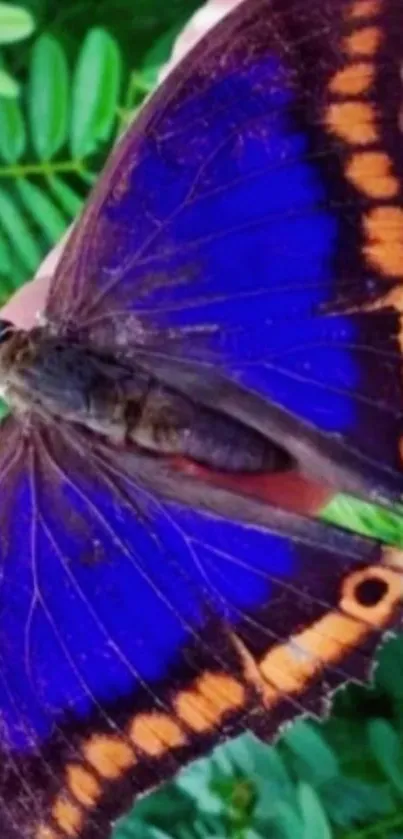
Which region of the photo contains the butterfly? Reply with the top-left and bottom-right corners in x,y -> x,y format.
1,0 -> 403,836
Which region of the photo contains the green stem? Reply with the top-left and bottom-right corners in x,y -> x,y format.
0,160 -> 86,178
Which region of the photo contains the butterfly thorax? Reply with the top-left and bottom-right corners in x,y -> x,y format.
0,325 -> 291,473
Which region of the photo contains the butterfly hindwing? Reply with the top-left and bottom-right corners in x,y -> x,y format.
0,419 -> 402,838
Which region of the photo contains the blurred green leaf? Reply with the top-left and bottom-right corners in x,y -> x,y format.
138,20 -> 186,89
0,3 -> 35,44
16,178 -> 67,242
298,784 -> 331,839
322,778 -> 394,828
283,723 -> 339,786
266,802 -> 304,839
0,227 -> 11,275
70,27 -> 121,158
321,494 -> 403,547
0,67 -> 19,98
29,34 -> 69,160
0,97 -> 25,162
0,187 -> 40,270
177,758 -> 223,818
0,398 -> 9,420
48,175 -> 83,218
368,719 -> 403,795
376,635 -> 403,700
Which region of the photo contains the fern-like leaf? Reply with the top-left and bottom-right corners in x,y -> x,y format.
70,28 -> 122,158
29,34 -> 69,161
0,27 -> 128,293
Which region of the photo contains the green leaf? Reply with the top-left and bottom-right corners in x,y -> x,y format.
0,399 -> 9,420
16,179 -> 67,242
177,758 -> 223,817
368,718 -> 403,794
283,722 -> 339,785
138,20 -> 185,91
265,801 -> 304,839
376,635 -> 403,700
70,27 -> 121,159
298,784 -> 331,839
238,737 -> 292,787
78,168 -> 98,186
0,187 -> 40,270
48,176 -> 83,218
321,493 -> 403,547
29,34 -> 69,160
12,253 -> 28,287
322,778 -> 394,828
120,783 -> 196,833
0,96 -> 25,162
0,3 -> 35,44
225,736 -> 295,822
212,740 -> 237,776
0,67 -> 19,98
0,227 -> 11,275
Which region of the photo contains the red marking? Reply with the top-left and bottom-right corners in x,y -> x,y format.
171,458 -> 333,516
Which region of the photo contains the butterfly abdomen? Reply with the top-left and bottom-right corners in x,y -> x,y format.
0,326 -> 292,473
128,382 -> 293,472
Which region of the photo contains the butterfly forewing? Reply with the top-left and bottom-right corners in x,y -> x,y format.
45,0 -> 403,484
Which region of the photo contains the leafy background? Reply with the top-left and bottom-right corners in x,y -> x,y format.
2,1 -> 403,836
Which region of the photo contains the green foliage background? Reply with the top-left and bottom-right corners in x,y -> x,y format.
2,1 -> 403,836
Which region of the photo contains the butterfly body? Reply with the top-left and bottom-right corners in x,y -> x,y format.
2,0 -> 403,837
0,323 -> 291,471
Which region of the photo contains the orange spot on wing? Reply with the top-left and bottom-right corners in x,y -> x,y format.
348,0 -> 381,17
66,765 -> 101,808
130,712 -> 186,756
364,206 -> 403,276
83,734 -> 136,779
346,151 -> 399,198
341,567 -> 403,622
330,62 -> 374,95
383,548 -> 403,571
198,671 -> 245,708
174,693 -> 214,732
174,672 -> 245,732
259,613 -> 367,698
259,564 -> 402,700
344,26 -> 382,56
52,797 -> 82,837
326,102 -> 377,144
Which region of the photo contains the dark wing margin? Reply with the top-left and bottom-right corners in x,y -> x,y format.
0,419 -> 401,839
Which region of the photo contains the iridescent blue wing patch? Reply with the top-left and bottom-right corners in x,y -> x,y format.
45,0 -> 403,501
0,418 -> 402,839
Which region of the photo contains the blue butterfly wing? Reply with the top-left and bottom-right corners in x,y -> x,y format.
3,0 -> 403,836
45,0 -> 403,496
0,418 -> 402,839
